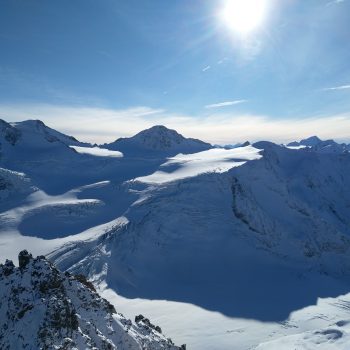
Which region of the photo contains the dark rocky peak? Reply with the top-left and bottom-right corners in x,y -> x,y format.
18,250 -> 33,269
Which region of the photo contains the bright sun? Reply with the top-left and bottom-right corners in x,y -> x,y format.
221,0 -> 269,35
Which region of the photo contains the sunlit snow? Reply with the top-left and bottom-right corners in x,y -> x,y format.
70,145 -> 123,157
135,146 -> 262,184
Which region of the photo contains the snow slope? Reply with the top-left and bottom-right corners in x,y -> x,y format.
135,146 -> 262,184
102,287 -> 350,350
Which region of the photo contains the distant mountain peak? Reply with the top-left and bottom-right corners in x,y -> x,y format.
1,118 -> 85,146
13,119 -> 80,143
134,125 -> 184,142
286,135 -> 350,154
143,125 -> 175,132
104,125 -> 212,156
299,135 -> 322,146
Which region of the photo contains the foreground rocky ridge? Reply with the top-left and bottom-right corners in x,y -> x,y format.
0,251 -> 182,350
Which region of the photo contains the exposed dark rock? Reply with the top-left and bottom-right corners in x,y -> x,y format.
0,259 -> 15,276
135,314 -> 144,323
17,304 -> 33,319
135,314 -> 163,334
73,274 -> 96,292
18,250 -> 33,269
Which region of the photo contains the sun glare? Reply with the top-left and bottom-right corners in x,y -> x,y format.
221,0 -> 269,35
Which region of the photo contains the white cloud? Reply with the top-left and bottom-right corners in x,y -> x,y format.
202,65 -> 211,72
205,100 -> 247,109
1,103 -> 350,145
326,0 -> 345,6
217,57 -> 228,65
323,84 -> 350,91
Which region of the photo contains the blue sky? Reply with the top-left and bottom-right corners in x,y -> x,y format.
1,0 -> 350,144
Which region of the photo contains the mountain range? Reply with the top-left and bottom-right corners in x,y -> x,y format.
1,118 -> 350,349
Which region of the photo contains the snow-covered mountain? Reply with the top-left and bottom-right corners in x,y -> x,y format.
103,125 -> 212,156
48,140 -> 350,348
0,119 -> 86,148
0,119 -> 90,164
287,135 -> 350,153
12,119 -> 85,146
0,250 -> 182,350
49,141 -> 350,314
1,118 -> 350,349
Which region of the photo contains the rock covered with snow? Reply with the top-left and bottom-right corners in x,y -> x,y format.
0,167 -> 36,202
0,250 -> 182,350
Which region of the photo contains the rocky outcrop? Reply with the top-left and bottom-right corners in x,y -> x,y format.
0,251 -> 182,350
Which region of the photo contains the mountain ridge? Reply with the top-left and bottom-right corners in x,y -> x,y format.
0,250 -> 183,350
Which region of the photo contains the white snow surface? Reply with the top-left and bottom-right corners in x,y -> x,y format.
70,145 -> 123,157
101,288 -> 350,350
285,145 -> 309,150
135,146 -> 262,184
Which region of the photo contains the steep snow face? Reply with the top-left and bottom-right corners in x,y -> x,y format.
104,125 -> 212,156
0,251 -> 182,350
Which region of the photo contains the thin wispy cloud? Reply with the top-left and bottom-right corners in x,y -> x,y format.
202,65 -> 211,72
205,100 -> 247,109
1,103 -> 350,145
323,84 -> 350,91
217,57 -> 228,65
326,0 -> 346,6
